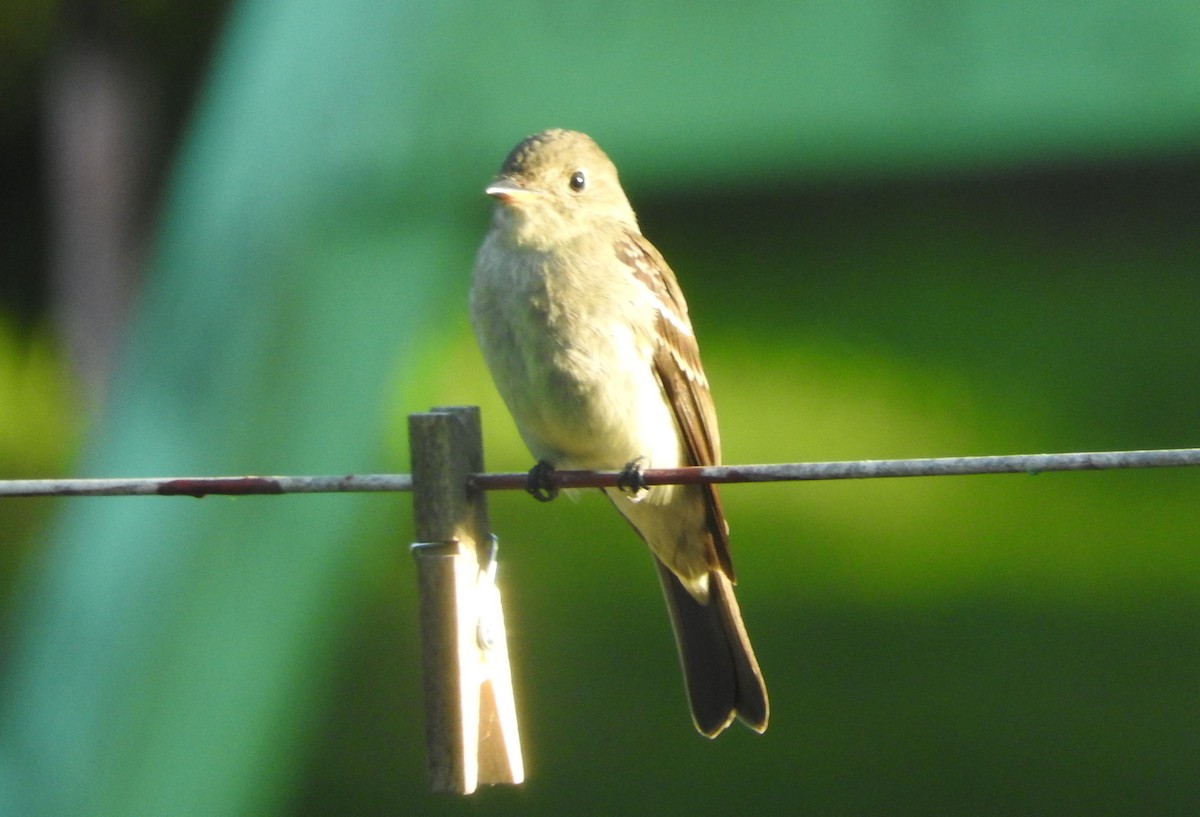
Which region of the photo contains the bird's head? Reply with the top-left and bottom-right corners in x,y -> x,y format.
485,129 -> 639,246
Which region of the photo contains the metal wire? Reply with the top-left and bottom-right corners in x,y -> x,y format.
0,473 -> 412,498
1,448 -> 1198,498
471,447 -> 1200,491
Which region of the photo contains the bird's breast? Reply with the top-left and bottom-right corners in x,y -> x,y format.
471,241 -> 679,470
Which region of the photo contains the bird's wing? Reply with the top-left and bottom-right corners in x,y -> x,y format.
616,232 -> 734,579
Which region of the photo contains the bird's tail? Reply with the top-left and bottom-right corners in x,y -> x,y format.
654,557 -> 769,737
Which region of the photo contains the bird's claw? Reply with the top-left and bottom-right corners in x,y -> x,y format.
617,457 -> 649,495
526,460 -> 559,502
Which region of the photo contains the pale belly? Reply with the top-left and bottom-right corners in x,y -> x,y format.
502,319 -> 683,473
471,241 -> 678,470
470,245 -> 712,594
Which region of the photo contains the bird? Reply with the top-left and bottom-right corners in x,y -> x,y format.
469,128 -> 767,737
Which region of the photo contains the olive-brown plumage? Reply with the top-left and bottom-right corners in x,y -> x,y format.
470,129 -> 767,736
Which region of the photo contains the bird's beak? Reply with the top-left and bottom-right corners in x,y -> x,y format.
485,178 -> 541,206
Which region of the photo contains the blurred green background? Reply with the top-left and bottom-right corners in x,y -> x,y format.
2,1 -> 1199,815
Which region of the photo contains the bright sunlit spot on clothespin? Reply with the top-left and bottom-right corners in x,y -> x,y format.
410,536 -> 523,793
471,536 -> 523,785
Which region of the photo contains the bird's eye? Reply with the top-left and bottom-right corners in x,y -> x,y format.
568,169 -> 587,192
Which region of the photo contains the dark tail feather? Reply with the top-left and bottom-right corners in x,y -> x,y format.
654,558 -> 769,737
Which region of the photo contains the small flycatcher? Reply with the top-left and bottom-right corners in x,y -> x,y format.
470,129 -> 767,737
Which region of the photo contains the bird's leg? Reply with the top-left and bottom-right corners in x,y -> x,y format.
617,456 -> 649,495
526,460 -> 559,502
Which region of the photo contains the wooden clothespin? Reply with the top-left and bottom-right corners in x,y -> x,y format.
409,406 -> 524,794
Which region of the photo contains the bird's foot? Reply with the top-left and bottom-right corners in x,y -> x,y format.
526,460 -> 559,502
617,457 -> 650,495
